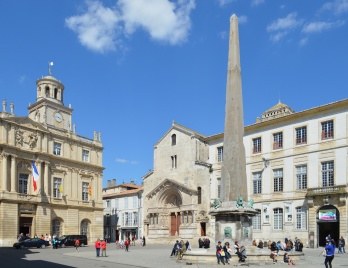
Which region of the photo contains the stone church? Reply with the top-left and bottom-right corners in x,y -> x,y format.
0,70 -> 104,246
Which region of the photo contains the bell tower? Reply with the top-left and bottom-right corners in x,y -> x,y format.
28,63 -> 73,131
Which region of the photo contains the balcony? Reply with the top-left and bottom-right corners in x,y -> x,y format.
306,185 -> 347,197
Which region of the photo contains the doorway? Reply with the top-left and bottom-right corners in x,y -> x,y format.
317,205 -> 339,247
170,213 -> 180,236
19,217 -> 33,236
200,222 -> 206,236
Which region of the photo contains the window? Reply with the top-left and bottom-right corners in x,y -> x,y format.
133,212 -> 138,225
53,177 -> 62,198
273,208 -> 283,230
296,127 -> 307,145
115,199 -> 119,209
273,132 -> 283,149
197,187 -> 202,204
82,182 -> 89,201
18,173 -> 28,194
252,209 -> 261,230
322,161 -> 334,187
217,178 -> 221,199
45,87 -> 50,97
322,120 -> 334,140
171,155 -> 177,169
106,200 -> 110,208
53,142 -> 62,156
253,172 -> 262,194
171,134 -> 176,146
296,207 -> 307,230
252,137 -> 261,153
133,196 -> 137,208
273,169 -> 283,192
124,212 -> 129,226
217,146 -> 223,162
81,220 -> 89,235
125,197 -> 128,209
52,219 -> 61,237
296,166 -> 307,189
82,149 -> 89,162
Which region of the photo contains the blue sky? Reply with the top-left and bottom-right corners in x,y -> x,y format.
1,0 -> 347,187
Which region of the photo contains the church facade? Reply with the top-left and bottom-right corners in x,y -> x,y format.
143,99 -> 348,248
0,72 -> 104,246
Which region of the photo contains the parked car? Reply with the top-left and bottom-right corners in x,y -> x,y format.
13,238 -> 50,249
58,235 -> 88,247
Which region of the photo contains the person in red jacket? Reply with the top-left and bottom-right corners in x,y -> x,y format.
124,238 -> 130,252
95,238 -> 101,257
101,239 -> 107,257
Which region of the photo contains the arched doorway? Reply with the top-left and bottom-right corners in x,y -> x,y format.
317,205 -> 339,247
81,219 -> 91,237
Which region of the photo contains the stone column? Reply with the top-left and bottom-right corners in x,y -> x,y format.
175,212 -> 178,236
10,155 -> 16,192
2,154 -> 8,191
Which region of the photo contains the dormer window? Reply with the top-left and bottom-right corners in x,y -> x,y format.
171,134 -> 176,146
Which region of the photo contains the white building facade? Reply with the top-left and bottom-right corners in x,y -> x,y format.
102,180 -> 143,242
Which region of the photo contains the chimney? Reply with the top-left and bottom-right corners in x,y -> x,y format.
113,179 -> 116,186
107,180 -> 111,187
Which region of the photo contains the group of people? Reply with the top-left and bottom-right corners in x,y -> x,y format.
253,237 -> 303,252
216,240 -> 245,265
198,237 -> 210,249
94,238 -> 108,257
170,240 -> 191,260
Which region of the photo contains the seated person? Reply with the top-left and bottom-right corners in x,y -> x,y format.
284,252 -> 295,265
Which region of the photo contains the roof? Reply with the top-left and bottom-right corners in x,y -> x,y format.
103,187 -> 143,199
263,100 -> 293,113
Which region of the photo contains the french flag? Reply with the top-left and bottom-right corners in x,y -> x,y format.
32,161 -> 39,192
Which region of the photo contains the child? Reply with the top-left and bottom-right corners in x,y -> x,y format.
284,252 -> 295,265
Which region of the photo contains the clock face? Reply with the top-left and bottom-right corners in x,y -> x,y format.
54,112 -> 63,122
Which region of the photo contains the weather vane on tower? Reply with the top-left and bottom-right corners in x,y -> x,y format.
48,61 -> 54,76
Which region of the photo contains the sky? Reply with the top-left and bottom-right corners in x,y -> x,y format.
0,0 -> 347,187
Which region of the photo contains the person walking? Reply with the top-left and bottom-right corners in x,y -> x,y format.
325,239 -> 336,268
95,238 -> 101,257
75,238 -> 80,252
143,236 -> 146,246
101,239 -> 107,257
124,238 -> 130,252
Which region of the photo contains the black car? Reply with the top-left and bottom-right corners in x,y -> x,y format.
13,238 -> 50,249
58,235 -> 88,247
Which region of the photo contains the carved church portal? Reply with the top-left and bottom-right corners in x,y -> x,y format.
170,213 -> 181,236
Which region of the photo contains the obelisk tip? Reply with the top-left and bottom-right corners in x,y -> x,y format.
231,14 -> 238,21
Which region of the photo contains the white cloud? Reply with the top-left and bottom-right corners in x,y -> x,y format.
218,0 -> 235,6
321,0 -> 348,15
267,13 -> 303,42
251,0 -> 265,7
115,158 -> 138,165
267,12 -> 302,32
119,0 -> 195,45
299,37 -> 308,46
218,31 -> 228,39
302,20 -> 345,33
65,1 -> 120,53
238,15 -> 248,24
66,0 -> 195,53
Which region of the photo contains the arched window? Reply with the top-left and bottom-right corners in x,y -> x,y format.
81,220 -> 90,236
171,134 -> 176,146
197,187 -> 202,204
54,88 -> 58,99
52,218 -> 62,237
273,208 -> 283,230
45,87 -> 50,97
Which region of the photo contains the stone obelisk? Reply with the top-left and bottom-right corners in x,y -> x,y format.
210,14 -> 257,244
221,14 -> 247,202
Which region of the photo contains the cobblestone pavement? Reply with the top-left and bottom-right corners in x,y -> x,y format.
2,243 -> 348,268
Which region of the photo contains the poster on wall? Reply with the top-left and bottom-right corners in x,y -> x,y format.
319,209 -> 337,221
284,203 -> 292,222
262,204 -> 270,223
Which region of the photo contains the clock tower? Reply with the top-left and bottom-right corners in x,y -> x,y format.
28,72 -> 73,131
